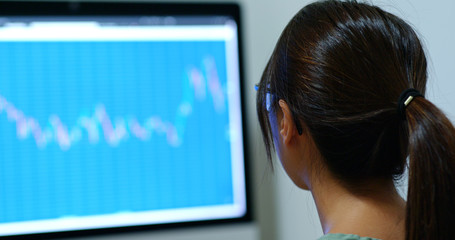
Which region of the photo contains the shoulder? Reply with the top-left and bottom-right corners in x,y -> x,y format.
318,233 -> 381,240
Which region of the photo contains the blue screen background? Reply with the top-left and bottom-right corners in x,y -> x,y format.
0,41 -> 234,223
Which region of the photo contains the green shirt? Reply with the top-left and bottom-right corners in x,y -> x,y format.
318,233 -> 380,240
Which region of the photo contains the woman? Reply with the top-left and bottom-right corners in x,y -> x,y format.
256,1 -> 455,239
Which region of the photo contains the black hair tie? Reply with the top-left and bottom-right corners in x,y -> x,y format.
397,88 -> 424,120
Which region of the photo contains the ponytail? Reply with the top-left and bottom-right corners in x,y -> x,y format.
405,97 -> 455,239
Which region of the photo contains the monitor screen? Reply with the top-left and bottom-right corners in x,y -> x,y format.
0,2 -> 248,238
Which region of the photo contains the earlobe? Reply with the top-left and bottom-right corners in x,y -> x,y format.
278,100 -> 297,145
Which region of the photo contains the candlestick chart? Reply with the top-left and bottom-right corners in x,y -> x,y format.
0,56 -> 224,150
0,41 -> 236,223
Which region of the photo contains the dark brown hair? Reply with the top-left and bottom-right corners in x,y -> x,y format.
256,1 -> 455,239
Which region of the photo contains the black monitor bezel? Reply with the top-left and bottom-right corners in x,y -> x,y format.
0,1 -> 251,239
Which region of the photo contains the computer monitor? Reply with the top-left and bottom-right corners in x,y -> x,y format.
0,2 -> 249,238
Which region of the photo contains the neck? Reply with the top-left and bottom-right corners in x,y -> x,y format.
310,172 -> 406,240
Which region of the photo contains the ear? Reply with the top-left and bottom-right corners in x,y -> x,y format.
278,100 -> 298,145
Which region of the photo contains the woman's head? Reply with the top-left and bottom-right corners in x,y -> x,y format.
257,1 -> 455,239
257,0 -> 425,182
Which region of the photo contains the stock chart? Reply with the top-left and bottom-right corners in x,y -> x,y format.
0,41 -> 234,223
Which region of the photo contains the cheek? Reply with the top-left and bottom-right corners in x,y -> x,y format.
269,111 -> 289,170
268,111 -> 310,190
268,111 -> 282,157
